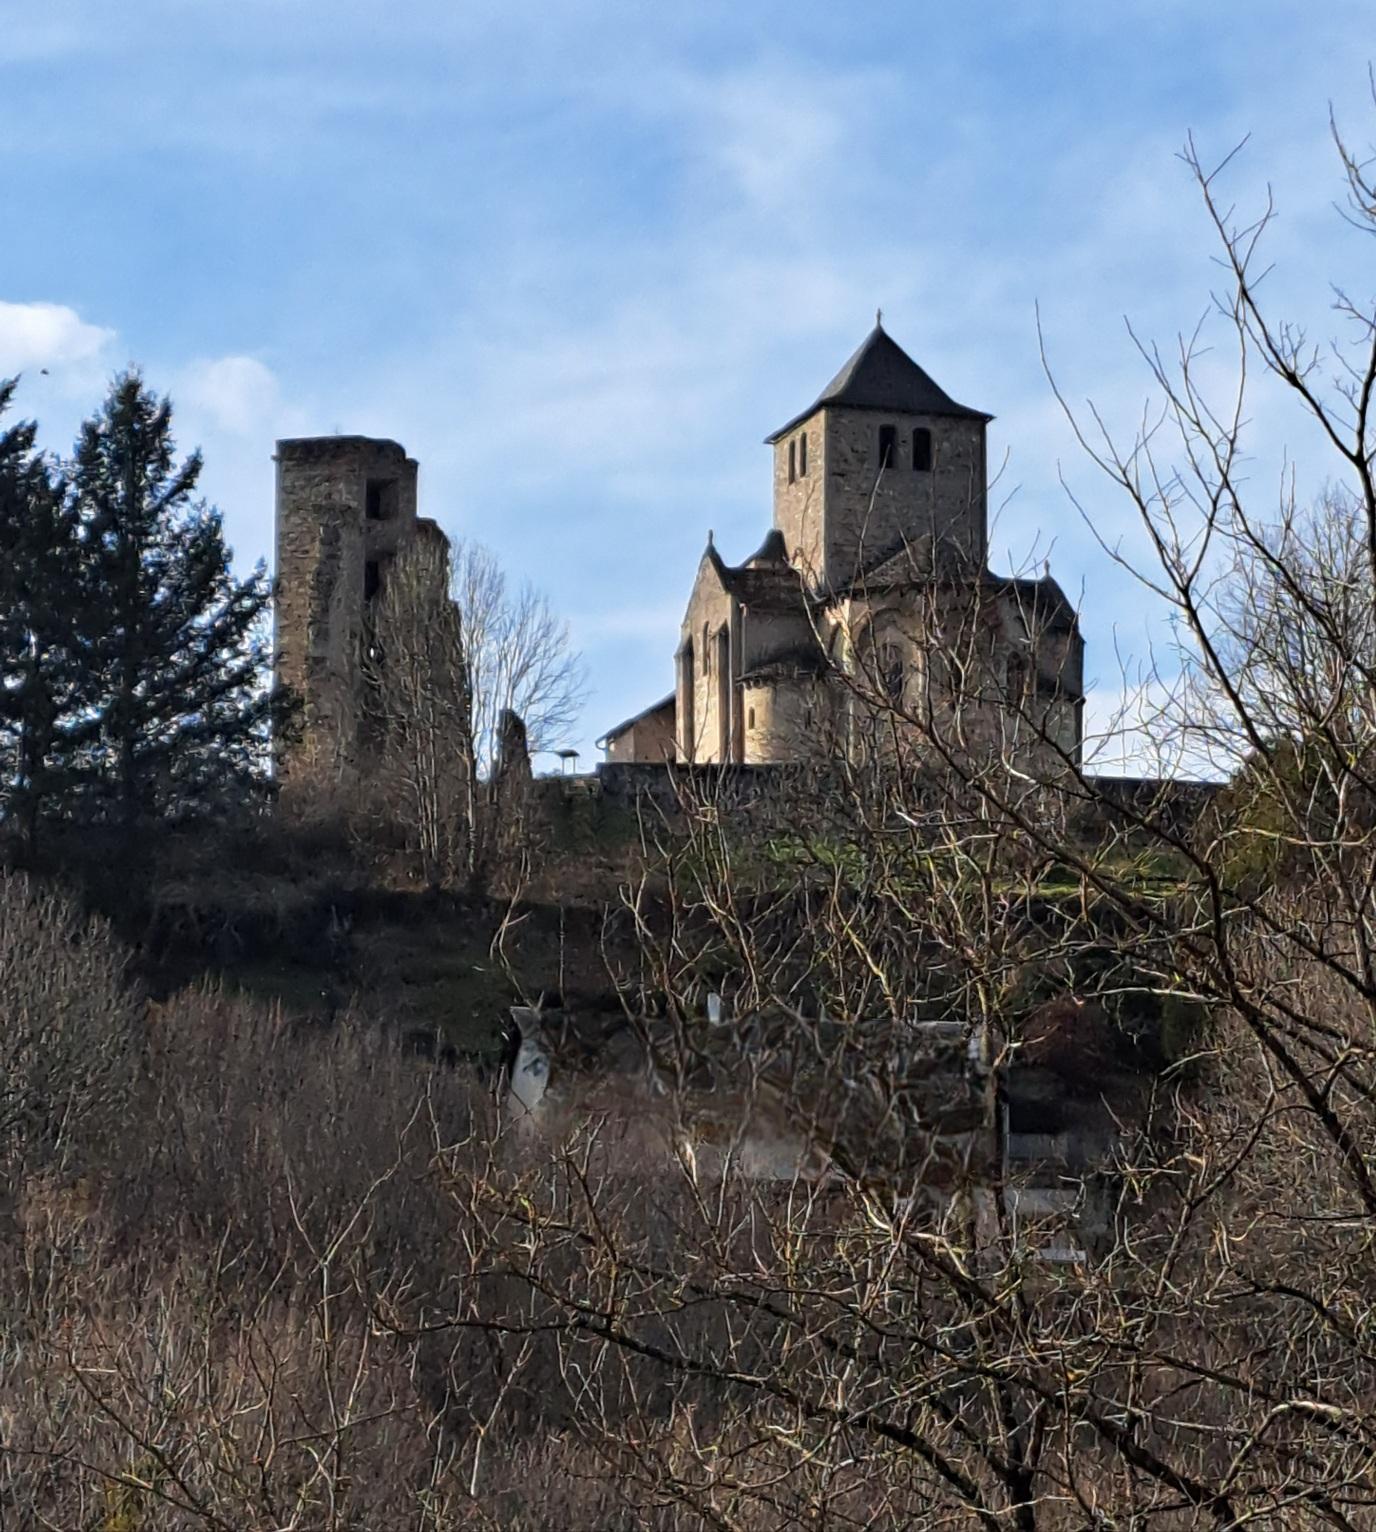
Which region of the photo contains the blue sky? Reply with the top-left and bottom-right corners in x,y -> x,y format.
2,2 -> 1372,768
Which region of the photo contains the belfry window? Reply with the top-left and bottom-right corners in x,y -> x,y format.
788,440 -> 796,484
912,428 -> 932,473
878,424 -> 897,470
799,431 -> 808,476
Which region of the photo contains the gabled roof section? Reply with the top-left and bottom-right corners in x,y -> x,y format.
824,534 -> 1080,636
720,533 -> 808,612
766,321 -> 992,443
599,692 -> 676,747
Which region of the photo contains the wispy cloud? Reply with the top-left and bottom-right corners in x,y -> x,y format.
177,356 -> 282,439
0,300 -> 113,376
3,2 -> 1373,755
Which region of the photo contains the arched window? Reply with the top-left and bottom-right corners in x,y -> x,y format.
788,439 -> 796,484
878,424 -> 897,469
798,431 -> 808,476
912,428 -> 932,472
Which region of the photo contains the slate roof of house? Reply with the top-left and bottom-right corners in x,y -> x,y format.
767,321 -> 992,442
599,692 -> 676,746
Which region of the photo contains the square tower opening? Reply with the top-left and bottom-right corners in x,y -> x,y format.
365,478 -> 397,521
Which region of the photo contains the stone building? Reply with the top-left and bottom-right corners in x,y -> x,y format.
600,694 -> 676,765
274,434 -> 455,778
602,320 -> 1085,769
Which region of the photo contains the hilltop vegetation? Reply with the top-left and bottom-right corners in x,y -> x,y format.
4,104 -> 1376,1527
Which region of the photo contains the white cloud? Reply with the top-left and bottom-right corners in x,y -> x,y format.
689,66 -> 850,214
177,355 -> 281,438
0,300 -> 114,375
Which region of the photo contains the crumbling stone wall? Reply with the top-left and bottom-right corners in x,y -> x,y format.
274,435 -> 421,779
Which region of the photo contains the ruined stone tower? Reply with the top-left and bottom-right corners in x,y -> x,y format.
274,435 -> 425,777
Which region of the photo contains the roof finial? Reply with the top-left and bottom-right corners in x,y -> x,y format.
875,306 -> 883,329
707,528 -> 715,547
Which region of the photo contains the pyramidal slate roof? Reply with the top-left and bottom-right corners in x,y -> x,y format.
766,321 -> 991,442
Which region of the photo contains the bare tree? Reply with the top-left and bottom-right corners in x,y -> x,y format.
13,88 -> 1376,1532
450,538 -> 587,773
0,870 -> 140,1175
361,536 -> 586,885
390,84 -> 1376,1527
362,535 -> 475,884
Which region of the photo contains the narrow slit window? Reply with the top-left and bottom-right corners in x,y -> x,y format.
364,560 -> 381,601
878,424 -> 897,469
799,431 -> 808,476
912,428 -> 932,473
788,440 -> 796,483
747,707 -> 756,730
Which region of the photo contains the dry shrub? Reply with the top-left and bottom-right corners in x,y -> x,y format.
0,967 -> 727,1528
0,869 -> 141,1175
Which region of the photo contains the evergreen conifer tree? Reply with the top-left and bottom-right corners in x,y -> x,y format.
0,380 -> 86,847
69,372 -> 279,826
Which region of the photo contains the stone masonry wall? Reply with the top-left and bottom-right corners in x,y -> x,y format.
604,699 -> 676,763
677,561 -> 735,763
274,436 -> 419,779
817,407 -> 986,588
771,421 -> 827,582
741,675 -> 833,764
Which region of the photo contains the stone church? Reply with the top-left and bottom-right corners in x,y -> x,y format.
600,320 -> 1084,770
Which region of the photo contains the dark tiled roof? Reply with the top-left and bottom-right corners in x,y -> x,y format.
767,322 -> 992,442
744,528 -> 789,566
599,692 -> 675,746
829,540 -> 1081,638
987,573 -> 1079,635
848,532 -> 942,589
708,536 -> 810,613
